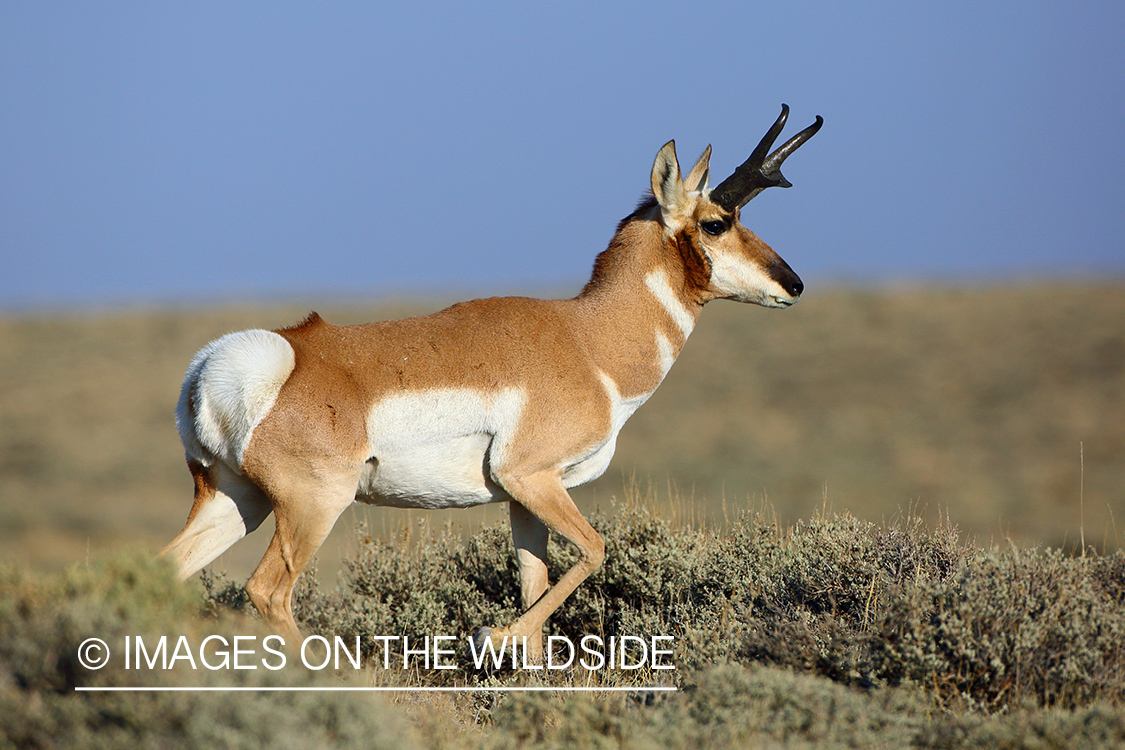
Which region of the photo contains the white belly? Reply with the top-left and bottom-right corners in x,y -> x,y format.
356,432 -> 505,508
561,437 -> 617,488
356,387 -> 524,509
353,379 -> 652,509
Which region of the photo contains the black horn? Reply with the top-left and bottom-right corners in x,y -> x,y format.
710,104 -> 823,211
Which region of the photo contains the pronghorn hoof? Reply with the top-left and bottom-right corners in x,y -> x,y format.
470,626 -> 499,669
470,626 -> 493,653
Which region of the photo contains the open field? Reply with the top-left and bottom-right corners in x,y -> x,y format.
1,283 -> 1122,578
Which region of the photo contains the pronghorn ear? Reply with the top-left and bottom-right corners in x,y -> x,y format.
684,145 -> 711,193
651,141 -> 687,212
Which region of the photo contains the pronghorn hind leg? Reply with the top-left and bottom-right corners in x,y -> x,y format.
243,468 -> 359,642
478,472 -> 604,663
506,501 -> 550,663
160,460 -> 273,580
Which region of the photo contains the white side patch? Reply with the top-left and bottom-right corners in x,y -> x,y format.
360,387 -> 527,508
179,329 -> 295,468
644,269 -> 695,338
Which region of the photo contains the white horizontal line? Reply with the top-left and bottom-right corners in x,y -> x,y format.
76,685 -> 677,693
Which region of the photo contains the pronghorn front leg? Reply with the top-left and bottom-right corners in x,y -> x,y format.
476,471 -> 605,664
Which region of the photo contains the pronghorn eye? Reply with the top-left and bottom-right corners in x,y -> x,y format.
701,220 -> 727,236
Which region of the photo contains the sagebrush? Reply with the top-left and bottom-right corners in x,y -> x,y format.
5,496 -> 1125,749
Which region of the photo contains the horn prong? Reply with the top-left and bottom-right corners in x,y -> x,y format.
709,107 -> 822,211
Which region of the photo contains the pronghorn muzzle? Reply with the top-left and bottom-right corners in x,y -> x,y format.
772,257 -> 804,300
710,105 -> 823,212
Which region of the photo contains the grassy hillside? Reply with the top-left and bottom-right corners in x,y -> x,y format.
1,283 -> 1121,578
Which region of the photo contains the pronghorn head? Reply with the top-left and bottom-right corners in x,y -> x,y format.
650,105 -> 822,309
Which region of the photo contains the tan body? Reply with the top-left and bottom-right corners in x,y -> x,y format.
161,119 -> 818,659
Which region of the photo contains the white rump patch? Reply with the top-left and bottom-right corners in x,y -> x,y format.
360,387 -> 527,508
178,330 -> 295,468
644,269 -> 695,338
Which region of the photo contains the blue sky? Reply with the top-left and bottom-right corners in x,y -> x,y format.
2,2 -> 1122,310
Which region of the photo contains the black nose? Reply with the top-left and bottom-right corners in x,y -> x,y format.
772,260 -> 803,299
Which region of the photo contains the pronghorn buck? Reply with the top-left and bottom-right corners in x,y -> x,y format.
162,105 -> 822,660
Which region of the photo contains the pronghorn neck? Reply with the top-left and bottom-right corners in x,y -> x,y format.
571,200 -> 706,397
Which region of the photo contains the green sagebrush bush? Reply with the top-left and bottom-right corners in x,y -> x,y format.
281,495 -> 1125,714
5,501 -> 1125,750
475,662 -> 1125,750
0,550 -> 417,750
725,513 -> 1125,711
267,502 -> 723,670
873,547 -> 1125,710
4,526 -> 1123,750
